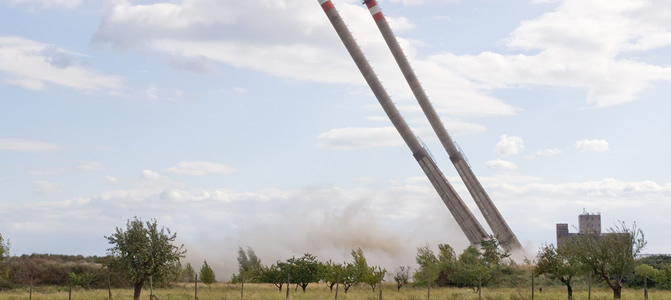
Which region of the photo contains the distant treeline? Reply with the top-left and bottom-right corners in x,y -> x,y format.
0,254 -> 130,289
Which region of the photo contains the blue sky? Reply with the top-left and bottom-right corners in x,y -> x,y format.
1,0 -> 670,278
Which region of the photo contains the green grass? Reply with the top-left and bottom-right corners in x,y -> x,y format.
0,283 -> 669,300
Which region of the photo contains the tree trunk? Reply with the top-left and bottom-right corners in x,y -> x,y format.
588,275 -> 591,300
600,270 -> 621,300
301,283 -> 307,292
378,276 -> 382,300
644,276 -> 648,300
566,283 -> 573,300
133,281 -> 144,300
613,286 -> 622,300
335,280 -> 339,300
285,273 -> 290,300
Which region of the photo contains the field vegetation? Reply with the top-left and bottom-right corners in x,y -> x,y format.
1,282 -> 671,300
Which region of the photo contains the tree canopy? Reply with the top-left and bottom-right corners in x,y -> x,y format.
105,217 -> 186,300
0,233 -> 9,282
236,246 -> 262,283
536,243 -> 583,300
199,260 -> 216,284
565,221 -> 646,299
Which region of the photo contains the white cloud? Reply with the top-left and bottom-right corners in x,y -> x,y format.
141,170 -> 161,180
105,176 -> 119,183
575,139 -> 609,152
165,161 -> 238,176
319,120 -> 485,150
34,180 -> 62,194
8,0 -> 81,9
486,159 -> 518,170
366,116 -> 389,122
0,36 -> 123,92
91,0 -> 515,117
318,127 -> 403,149
535,148 -> 562,157
4,79 -> 45,90
495,134 -> 525,156
429,0 -> 671,108
78,162 -> 104,171
232,87 -> 247,95
0,139 -> 62,151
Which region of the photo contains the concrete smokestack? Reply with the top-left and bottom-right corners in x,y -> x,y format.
362,0 -> 522,251
318,0 -> 488,245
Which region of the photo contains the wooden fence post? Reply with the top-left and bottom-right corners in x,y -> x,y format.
69,278 -> 72,300
378,276 -> 382,300
531,270 -> 535,300
478,271 -> 482,300
29,277 -> 33,300
334,274 -> 339,300
240,272 -> 244,300
195,274 -> 198,300
588,274 -> 592,300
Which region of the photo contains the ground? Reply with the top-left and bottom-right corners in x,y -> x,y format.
0,283 -> 667,300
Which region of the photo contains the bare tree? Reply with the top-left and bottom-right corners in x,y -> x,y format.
393,266 -> 410,291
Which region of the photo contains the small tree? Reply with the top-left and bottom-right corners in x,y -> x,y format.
413,244 -> 439,285
480,236 -> 511,266
321,260 -> 343,293
165,261 -> 183,285
199,260 -> 216,284
68,271 -> 95,289
536,243 -> 583,300
259,263 -> 285,292
569,221 -> 646,299
351,248 -> 370,283
393,266 -> 410,291
105,217 -> 186,300
654,264 -> 671,288
287,253 -> 320,292
0,234 -> 8,260
341,262 -> 358,293
635,264 -> 657,300
236,246 -> 262,283
0,233 -> 9,282
183,263 -> 195,283
364,266 -> 386,292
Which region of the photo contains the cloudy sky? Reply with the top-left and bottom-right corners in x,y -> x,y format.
1,0 -> 670,279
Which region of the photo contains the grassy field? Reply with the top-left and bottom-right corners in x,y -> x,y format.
0,283 -> 668,300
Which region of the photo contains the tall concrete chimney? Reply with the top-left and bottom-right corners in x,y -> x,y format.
318,0 -> 488,245
361,0 -> 522,251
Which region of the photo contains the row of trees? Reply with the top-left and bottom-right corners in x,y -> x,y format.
230,247 -> 387,293
412,236 -> 515,292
